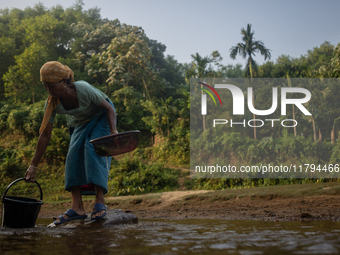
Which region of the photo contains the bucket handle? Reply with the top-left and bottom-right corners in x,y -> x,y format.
2,178 -> 43,201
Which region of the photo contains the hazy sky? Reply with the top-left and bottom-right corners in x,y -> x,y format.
1,0 -> 339,67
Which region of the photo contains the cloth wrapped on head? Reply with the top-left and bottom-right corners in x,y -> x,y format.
40,61 -> 74,83
39,61 -> 75,134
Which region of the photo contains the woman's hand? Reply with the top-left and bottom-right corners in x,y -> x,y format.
26,122 -> 53,183
111,129 -> 118,135
25,166 -> 37,182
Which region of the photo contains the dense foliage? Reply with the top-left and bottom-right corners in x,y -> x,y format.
1,2 -> 340,199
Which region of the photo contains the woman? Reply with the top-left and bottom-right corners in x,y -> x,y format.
25,61 -> 118,225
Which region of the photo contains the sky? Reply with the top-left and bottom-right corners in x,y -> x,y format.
1,0 -> 340,67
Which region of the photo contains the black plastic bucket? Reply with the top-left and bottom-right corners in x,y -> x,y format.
1,178 -> 43,228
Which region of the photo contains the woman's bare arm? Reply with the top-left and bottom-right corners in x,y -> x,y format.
99,99 -> 118,134
25,122 -> 53,181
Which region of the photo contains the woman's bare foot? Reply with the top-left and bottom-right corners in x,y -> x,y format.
92,185 -> 106,219
54,208 -> 86,224
91,207 -> 106,219
55,186 -> 86,224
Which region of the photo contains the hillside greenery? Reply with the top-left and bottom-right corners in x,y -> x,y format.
1,1 -> 340,200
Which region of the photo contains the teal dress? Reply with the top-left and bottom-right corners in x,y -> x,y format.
46,81 -> 116,195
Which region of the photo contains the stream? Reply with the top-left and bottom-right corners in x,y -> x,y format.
1,218 -> 340,254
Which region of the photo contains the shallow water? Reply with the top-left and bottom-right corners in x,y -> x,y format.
1,219 -> 340,254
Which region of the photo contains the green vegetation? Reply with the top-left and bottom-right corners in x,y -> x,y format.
107,157 -> 182,196
0,1 -> 340,201
182,180 -> 340,201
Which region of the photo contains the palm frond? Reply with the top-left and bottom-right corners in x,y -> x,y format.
229,23 -> 271,77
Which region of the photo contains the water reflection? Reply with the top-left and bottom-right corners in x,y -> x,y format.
1,219 -> 340,254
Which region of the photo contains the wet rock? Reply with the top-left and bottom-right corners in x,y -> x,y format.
300,212 -> 313,218
47,209 -> 138,228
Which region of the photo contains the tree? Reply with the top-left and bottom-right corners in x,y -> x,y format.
317,43 -> 340,78
185,52 -> 219,132
185,51 -> 221,83
95,25 -> 156,97
303,79 -> 330,142
230,24 -> 271,139
141,100 -> 163,136
0,2 -> 103,99
271,55 -> 299,78
111,86 -> 146,132
3,43 -> 48,102
3,13 -> 63,102
301,41 -> 334,76
161,55 -> 185,84
148,39 -> 167,70
158,55 -> 186,98
219,63 -> 244,78
75,20 -> 120,85
286,74 -> 297,137
141,96 -> 180,138
0,7 -> 26,98
160,97 -> 176,136
258,61 -> 275,77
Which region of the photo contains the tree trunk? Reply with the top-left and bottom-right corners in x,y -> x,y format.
203,115 -> 206,132
331,129 -> 335,145
318,129 -> 322,142
312,109 -> 316,142
142,79 -> 151,100
250,59 -> 256,140
287,74 -> 296,137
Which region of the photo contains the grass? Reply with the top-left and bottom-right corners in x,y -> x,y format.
38,180 -> 340,212
182,181 -> 340,202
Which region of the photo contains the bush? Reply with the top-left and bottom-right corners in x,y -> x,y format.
2,101 -> 68,139
7,107 -> 30,133
191,129 -> 332,167
23,102 -> 45,138
107,156 -> 181,196
0,148 -> 25,179
44,127 -> 70,164
0,104 -> 21,131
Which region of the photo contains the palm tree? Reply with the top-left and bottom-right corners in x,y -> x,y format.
185,53 -> 213,84
186,52 -> 221,132
287,73 -> 297,137
230,24 -> 271,139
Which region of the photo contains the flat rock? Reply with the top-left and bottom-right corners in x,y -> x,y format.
47,209 -> 138,228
